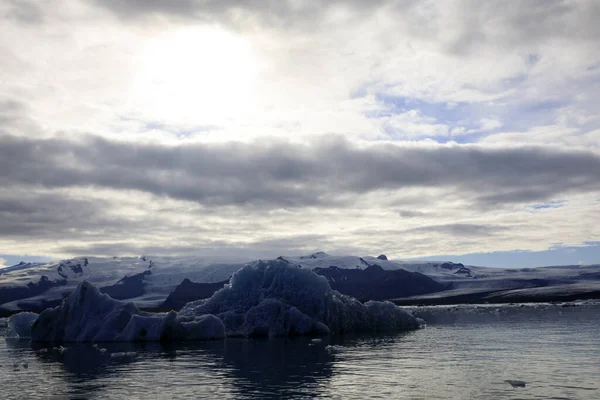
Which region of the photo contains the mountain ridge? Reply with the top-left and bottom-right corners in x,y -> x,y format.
1,253 -> 599,315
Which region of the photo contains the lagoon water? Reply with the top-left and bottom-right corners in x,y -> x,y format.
2,304 -> 599,399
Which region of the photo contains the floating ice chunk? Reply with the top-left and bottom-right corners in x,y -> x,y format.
505,380 -> 526,388
5,312 -> 38,339
364,300 -> 422,332
31,281 -> 144,342
179,259 -> 420,336
29,281 -> 225,342
325,344 -> 342,354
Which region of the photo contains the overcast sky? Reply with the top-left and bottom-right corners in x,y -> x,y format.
1,0 -> 599,267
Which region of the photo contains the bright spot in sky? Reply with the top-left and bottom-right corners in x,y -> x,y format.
133,27 -> 259,127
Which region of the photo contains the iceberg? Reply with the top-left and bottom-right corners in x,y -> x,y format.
13,259 -> 419,342
30,281 -> 225,342
178,259 -> 419,336
5,312 -> 38,339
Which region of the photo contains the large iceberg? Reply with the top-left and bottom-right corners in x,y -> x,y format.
13,259 -> 419,342
178,260 -> 420,336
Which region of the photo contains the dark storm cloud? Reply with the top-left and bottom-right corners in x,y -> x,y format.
1,134 -> 599,210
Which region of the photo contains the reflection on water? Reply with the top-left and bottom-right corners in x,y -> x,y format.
2,305 -> 600,399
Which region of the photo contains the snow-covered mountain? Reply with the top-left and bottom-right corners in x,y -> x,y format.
1,252 -> 599,314
0,256 -> 246,313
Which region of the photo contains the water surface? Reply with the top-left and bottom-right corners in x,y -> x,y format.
2,304 -> 599,399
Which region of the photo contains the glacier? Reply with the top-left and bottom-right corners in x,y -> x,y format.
3,252 -> 600,313
9,259 -> 419,342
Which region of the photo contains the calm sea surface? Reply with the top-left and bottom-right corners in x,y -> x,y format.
2,304 -> 599,399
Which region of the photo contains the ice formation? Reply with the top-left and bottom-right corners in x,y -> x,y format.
12,259 -> 419,342
178,259 -> 419,336
5,312 -> 38,339
30,281 -> 225,342
401,301 -> 600,325
505,380 -> 526,388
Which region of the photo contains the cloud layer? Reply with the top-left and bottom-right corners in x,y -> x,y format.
2,134 -> 599,209
1,0 -> 599,262
1,133 -> 599,259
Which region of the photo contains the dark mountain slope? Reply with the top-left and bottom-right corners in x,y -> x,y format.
313,264 -> 445,301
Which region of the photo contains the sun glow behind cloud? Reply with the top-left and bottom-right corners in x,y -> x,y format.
132,27 -> 259,129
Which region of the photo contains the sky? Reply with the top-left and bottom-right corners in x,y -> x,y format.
1,0 -> 599,268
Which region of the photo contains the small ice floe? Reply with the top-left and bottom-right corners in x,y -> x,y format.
4,312 -> 38,340
325,345 -> 342,354
505,380 -> 526,388
311,338 -> 323,344
99,348 -> 107,353
53,346 -> 67,355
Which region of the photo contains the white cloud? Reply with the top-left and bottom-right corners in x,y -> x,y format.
1,0 -> 599,260
479,118 -> 503,132
379,110 -> 450,138
0,1 -> 598,144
